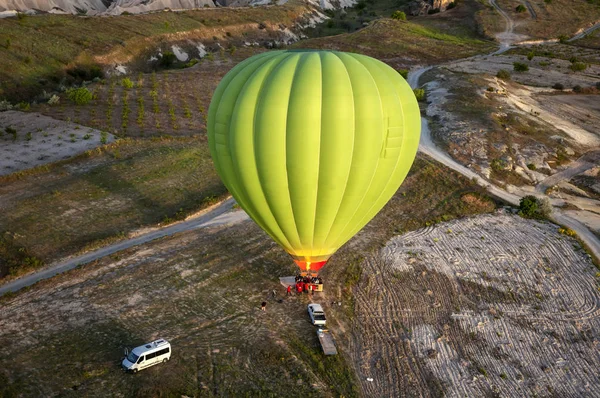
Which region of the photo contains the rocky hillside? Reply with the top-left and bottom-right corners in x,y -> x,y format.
408,0 -> 453,15
0,0 -> 355,15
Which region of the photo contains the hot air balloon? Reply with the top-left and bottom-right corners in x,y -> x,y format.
207,50 -> 420,274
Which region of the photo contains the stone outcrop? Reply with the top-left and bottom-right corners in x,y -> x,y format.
408,0 -> 453,16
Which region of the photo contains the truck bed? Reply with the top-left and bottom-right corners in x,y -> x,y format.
317,329 -> 337,356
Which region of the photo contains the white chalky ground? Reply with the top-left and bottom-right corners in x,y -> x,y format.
0,111 -> 115,176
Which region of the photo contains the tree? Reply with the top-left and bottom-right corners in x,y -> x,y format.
516,4 -> 526,12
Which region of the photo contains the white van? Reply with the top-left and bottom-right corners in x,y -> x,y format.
122,339 -> 171,373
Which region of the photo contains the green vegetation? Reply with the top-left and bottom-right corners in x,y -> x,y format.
518,195 -> 551,219
496,69 -> 511,80
413,88 -> 426,101
0,137 -> 228,267
0,2 -> 310,101
391,10 -> 406,20
121,77 -> 134,89
516,4 -> 527,13
66,87 -> 93,105
513,62 -> 529,72
570,62 -> 588,71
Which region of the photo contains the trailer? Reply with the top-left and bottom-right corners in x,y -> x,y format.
317,328 -> 337,356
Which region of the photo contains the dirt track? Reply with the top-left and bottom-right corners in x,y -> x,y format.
347,212 -> 600,397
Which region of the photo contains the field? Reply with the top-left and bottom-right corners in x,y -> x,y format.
0,136 -> 227,281
0,155 -> 500,396
296,18 -> 495,68
477,0 -> 600,40
0,0 -> 315,101
347,212 -> 600,396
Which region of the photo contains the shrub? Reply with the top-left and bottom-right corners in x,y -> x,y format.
569,56 -> 578,63
527,51 -> 535,61
391,10 -> 406,20
160,51 -> 177,67
490,158 -> 507,172
553,83 -> 564,90
121,77 -> 134,89
413,88 -> 425,101
573,85 -> 583,93
486,87 -> 495,92
527,163 -> 536,170
519,195 -> 551,218
558,35 -> 568,44
596,82 -> 600,90
427,8 -> 440,14
397,69 -> 409,79
0,100 -> 12,111
497,69 -> 511,79
513,62 -> 529,72
570,62 -> 587,72
447,2 -> 457,9
100,131 -> 108,144
66,87 -> 93,105
516,4 -> 526,12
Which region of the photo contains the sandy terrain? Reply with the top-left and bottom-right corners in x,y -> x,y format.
0,111 -> 115,176
347,211 -> 600,397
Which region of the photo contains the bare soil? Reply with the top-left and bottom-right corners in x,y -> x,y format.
0,111 -> 115,176
345,211 -> 600,397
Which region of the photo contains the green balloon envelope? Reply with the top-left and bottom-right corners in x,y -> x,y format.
208,50 -> 420,273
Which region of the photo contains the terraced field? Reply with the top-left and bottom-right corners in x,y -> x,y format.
346,212 -> 600,397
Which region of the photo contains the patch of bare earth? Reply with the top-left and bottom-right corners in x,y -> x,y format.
0,111 -> 116,176
347,211 -> 600,397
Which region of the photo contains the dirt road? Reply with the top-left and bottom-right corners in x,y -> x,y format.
0,197 -> 247,296
408,1 -> 600,260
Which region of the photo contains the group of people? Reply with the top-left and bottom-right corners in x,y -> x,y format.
286,274 -> 323,295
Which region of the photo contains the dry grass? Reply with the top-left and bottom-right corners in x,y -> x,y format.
33,49 -> 263,137
477,0 -> 600,40
0,1 -> 312,101
293,18 -> 495,68
0,136 -> 227,279
0,153 -> 498,397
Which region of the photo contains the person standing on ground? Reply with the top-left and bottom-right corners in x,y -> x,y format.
261,302 -> 267,311
308,284 -> 313,295
287,285 -> 292,296
272,289 -> 276,298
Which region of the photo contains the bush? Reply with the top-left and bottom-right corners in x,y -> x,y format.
527,51 -> 535,61
527,163 -> 537,170
516,4 -> 526,12
427,8 -> 440,14
66,87 -> 93,105
570,62 -> 587,72
391,10 -> 406,20
397,69 -> 409,79
413,88 -> 425,101
569,56 -> 578,63
490,158 -> 507,172
553,82 -> 564,90
513,62 -> 529,72
519,195 -> 551,218
447,2 -> 457,9
596,82 -> 600,90
496,69 -> 511,80
160,51 -> 177,67
573,85 -> 583,93
121,77 -> 134,89
558,35 -> 568,44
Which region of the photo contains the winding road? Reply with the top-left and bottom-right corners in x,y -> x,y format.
0,197 -> 249,296
408,0 -> 600,260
